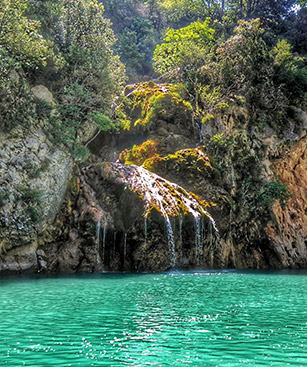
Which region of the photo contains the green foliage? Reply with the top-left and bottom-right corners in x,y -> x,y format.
0,65 -> 34,131
119,139 -> 159,166
15,186 -> 43,223
157,0 -> 223,24
28,206 -> 39,222
214,19 -> 278,109
0,0 -> 54,69
196,85 -> 229,123
240,178 -> 291,209
158,0 -> 298,25
271,39 -> 307,104
256,180 -> 291,208
272,39 -> 292,67
117,81 -> 192,130
209,133 -> 231,148
102,0 -> 161,79
93,113 -> 120,132
143,147 -> 212,175
0,0 -> 55,132
153,19 -> 215,78
0,188 -> 9,207
30,158 -> 51,178
116,17 -> 157,76
17,186 -> 43,204
0,0 -> 126,156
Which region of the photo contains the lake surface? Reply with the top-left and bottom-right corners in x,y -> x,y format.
0,271 -> 306,366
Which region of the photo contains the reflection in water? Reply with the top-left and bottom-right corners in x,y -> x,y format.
0,271 -> 306,366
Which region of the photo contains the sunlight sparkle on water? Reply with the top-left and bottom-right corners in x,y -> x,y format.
0,271 -> 306,366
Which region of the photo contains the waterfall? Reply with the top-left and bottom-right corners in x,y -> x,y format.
113,231 -> 116,259
144,217 -> 147,243
194,215 -> 201,265
201,216 -> 205,244
209,221 -> 213,249
179,214 -> 183,243
196,122 -> 203,143
208,221 -> 214,267
112,163 -> 219,268
165,215 -> 176,268
123,232 -> 127,268
95,220 -> 101,264
102,216 -> 107,266
173,217 -> 177,236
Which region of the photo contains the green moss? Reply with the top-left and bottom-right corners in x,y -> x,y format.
116,81 -> 192,130
143,147 -> 212,174
0,188 -> 9,207
28,206 -> 39,223
119,139 -> 159,166
17,186 -> 43,204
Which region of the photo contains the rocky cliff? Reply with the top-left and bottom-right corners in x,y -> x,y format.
0,84 -> 306,274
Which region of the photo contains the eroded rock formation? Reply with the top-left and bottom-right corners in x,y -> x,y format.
0,83 -> 306,274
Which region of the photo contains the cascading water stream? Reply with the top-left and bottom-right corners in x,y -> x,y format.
196,122 -> 203,143
144,217 -> 147,244
164,214 -> 176,268
102,216 -> 107,267
112,163 -> 219,268
113,232 -> 116,258
179,214 -> 183,244
95,220 -> 101,264
194,215 -> 201,265
123,233 -> 127,268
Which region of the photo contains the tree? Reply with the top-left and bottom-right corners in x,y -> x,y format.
0,0 -> 56,131
0,0 -> 53,74
153,19 -> 215,79
157,0 -> 224,25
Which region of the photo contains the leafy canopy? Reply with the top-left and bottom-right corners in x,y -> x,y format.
0,0 -> 53,71
153,19 -> 215,77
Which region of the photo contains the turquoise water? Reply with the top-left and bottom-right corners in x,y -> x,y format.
0,271 -> 307,366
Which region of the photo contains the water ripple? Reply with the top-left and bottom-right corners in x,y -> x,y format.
0,271 -> 306,366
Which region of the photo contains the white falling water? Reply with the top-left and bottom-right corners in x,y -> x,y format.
144,217 -> 147,243
165,215 -> 176,268
95,220 -> 101,264
209,221 -> 214,266
102,216 -> 107,266
179,214 -> 183,244
112,163 -> 219,268
123,233 -> 127,268
201,216 -> 205,244
113,231 -> 117,258
194,215 -> 201,265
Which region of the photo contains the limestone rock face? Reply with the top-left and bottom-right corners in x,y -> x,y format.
31,85 -> 54,105
265,134 -> 307,268
0,78 -> 306,274
0,130 -> 72,271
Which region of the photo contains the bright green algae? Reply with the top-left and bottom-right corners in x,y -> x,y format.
0,271 -> 307,366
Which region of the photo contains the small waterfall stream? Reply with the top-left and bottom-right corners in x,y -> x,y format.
102,216 -> 108,267
95,220 -> 101,264
113,163 -> 219,268
113,231 -> 116,258
196,122 -> 203,143
144,217 -> 147,243
179,214 -> 183,244
194,216 -> 201,265
165,215 -> 176,268
123,233 -> 127,268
